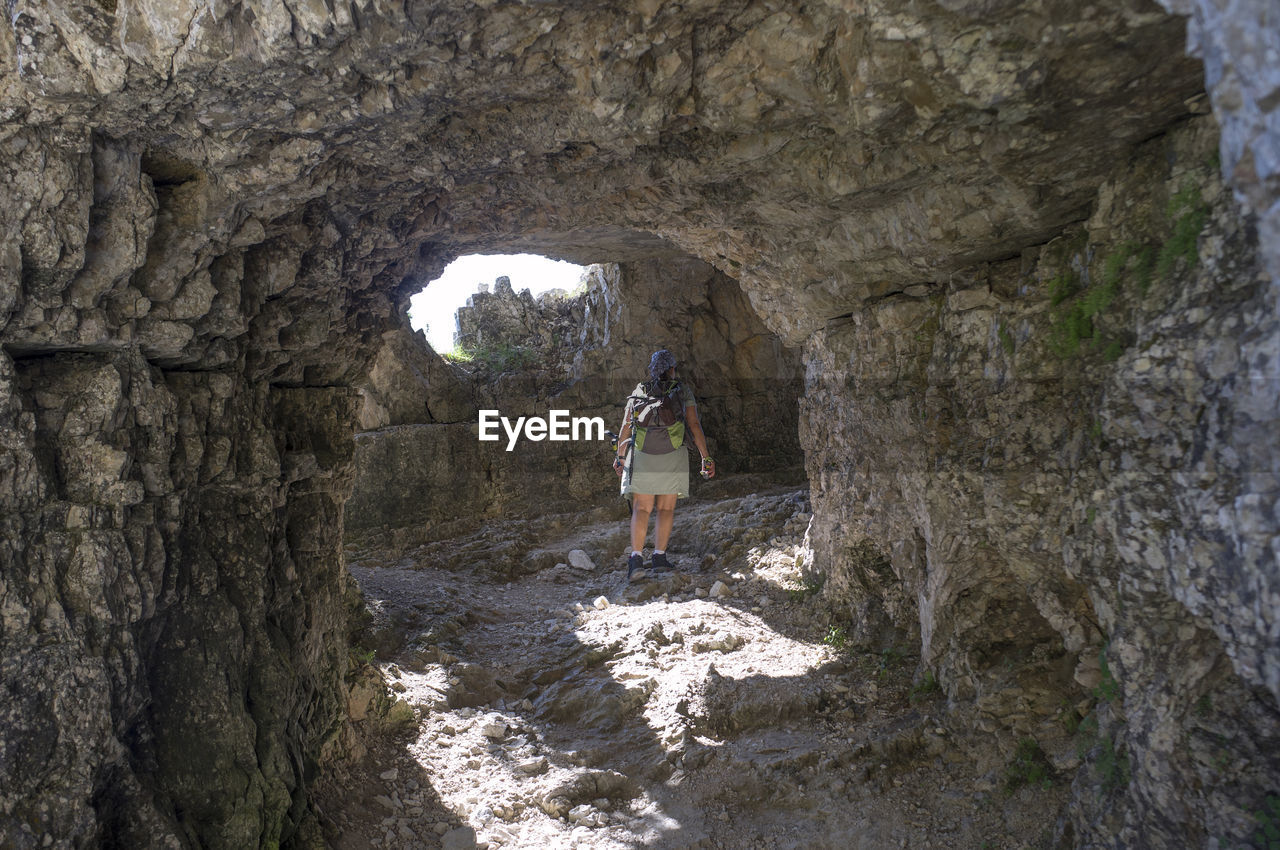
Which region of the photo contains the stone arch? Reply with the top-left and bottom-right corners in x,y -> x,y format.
1,2 -> 1278,847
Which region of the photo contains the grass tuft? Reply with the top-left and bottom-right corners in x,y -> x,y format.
1155,180 -> 1208,281
1005,738 -> 1054,792
909,671 -> 942,704
1255,794 -> 1280,850
997,322 -> 1016,356
443,341 -> 538,372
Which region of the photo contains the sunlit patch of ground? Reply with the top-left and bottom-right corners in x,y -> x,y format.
332,489 -> 1068,850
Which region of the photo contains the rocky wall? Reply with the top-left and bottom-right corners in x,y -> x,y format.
0,0 -> 1276,846
0,127 -> 413,847
0,341 -> 360,847
801,116 -> 1280,847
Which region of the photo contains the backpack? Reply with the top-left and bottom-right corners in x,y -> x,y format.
627,380 -> 686,454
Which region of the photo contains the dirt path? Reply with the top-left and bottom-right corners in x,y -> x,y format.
326,488 -> 1067,849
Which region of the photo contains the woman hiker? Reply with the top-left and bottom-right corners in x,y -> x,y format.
613,349 -> 715,579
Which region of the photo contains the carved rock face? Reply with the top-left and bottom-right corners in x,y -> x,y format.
0,2 -> 1277,849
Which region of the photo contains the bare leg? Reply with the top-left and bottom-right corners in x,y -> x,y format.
631,494 -> 655,552
654,494 -> 678,551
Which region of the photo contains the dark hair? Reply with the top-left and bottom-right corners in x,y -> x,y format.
648,349 -> 677,381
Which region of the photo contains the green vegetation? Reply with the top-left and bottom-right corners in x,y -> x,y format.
1194,693 -> 1213,719
1093,649 -> 1120,703
1096,732 -> 1131,793
383,700 -> 419,735
443,341 -> 538,372
1207,147 -> 1222,173
823,625 -> 849,652
909,671 -> 941,704
1045,253 -> 1125,358
876,645 -> 909,678
1059,702 -> 1084,736
1066,646 -> 1132,796
351,645 -> 376,665
1073,712 -> 1130,794
1004,737 -> 1054,792
997,322 -> 1016,356
1132,244 -> 1157,294
1043,238 -> 1160,359
1156,180 -> 1209,281
1044,268 -> 1095,358
1037,177 -> 1210,362
1048,270 -> 1083,306
1075,712 -> 1100,757
1254,794 -> 1280,849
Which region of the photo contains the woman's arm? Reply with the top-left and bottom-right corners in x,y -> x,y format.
613,415 -> 632,477
685,405 -> 715,478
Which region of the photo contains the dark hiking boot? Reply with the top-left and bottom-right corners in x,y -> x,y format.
627,553 -> 645,580
650,552 -> 673,572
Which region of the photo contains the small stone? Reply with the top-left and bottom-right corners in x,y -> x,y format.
375,795 -> 398,811
568,549 -> 597,571
593,596 -> 610,610
441,825 -> 478,850
516,756 -> 549,775
541,795 -> 572,818
709,580 -> 731,598
481,722 -> 508,739
435,822 -> 451,835
380,768 -> 399,781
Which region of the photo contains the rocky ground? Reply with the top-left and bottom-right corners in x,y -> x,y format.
327,487 -> 1070,849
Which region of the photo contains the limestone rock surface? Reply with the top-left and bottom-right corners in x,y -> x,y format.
0,1 -> 1276,847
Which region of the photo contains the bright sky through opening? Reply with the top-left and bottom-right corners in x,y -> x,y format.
408,254 -> 587,352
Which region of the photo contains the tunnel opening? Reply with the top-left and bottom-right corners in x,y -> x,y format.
343,249 -> 807,548
405,253 -> 588,357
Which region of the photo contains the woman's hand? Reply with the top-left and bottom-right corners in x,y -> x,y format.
701,456 -> 716,479
613,455 -> 625,478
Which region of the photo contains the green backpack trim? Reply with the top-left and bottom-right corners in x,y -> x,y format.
634,420 -> 685,452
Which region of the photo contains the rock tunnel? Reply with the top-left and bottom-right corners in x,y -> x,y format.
1,1 -> 1279,848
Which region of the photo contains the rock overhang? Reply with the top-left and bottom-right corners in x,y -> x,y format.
2,0 -> 1212,353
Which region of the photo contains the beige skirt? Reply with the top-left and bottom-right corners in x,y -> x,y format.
620,443 -> 690,498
